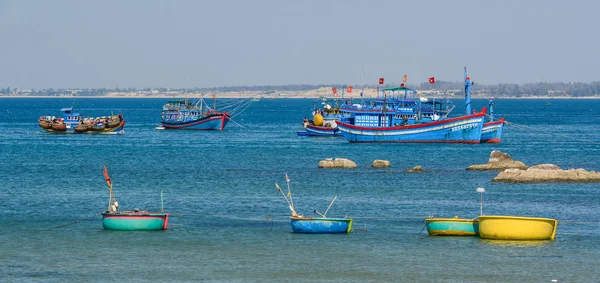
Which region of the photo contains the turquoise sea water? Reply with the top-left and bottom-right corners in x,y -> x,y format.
1,98 -> 599,282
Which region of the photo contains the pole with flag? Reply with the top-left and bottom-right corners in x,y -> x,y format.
103,165 -> 117,212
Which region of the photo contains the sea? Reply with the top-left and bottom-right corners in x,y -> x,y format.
0,97 -> 599,282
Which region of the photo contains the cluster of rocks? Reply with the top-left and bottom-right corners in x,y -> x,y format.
317,158 -> 423,172
468,150 -> 600,183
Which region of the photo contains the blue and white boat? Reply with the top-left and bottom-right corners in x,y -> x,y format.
275,175 -> 352,234
160,98 -> 230,130
38,107 -> 125,134
298,97 -> 344,137
463,67 -> 506,143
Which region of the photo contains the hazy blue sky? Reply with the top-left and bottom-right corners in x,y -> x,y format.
0,0 -> 597,89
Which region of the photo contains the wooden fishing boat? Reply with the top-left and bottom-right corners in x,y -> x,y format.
37,116 -> 52,129
478,215 -> 558,240
39,107 -> 125,134
425,217 -> 479,236
100,166 -> 168,231
275,174 -> 352,234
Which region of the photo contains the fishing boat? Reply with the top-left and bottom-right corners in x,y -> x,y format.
38,107 -> 125,134
275,174 -> 352,234
100,166 -> 168,231
160,96 -> 231,130
463,68 -> 506,143
336,77 -> 486,143
478,215 -> 558,240
425,217 -> 479,236
298,94 -> 345,137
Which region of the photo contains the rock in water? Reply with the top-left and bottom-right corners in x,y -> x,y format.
467,150 -> 528,170
372,160 -> 390,168
406,165 -> 423,173
318,158 -> 358,168
493,164 -> 600,183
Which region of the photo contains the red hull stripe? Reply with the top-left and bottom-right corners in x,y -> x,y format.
338,112 -> 485,131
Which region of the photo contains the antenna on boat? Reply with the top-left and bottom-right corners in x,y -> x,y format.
275,183 -> 297,216
160,190 -> 164,213
314,196 -> 337,218
476,187 -> 485,216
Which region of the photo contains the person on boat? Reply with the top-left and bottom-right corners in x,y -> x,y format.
303,117 -> 309,127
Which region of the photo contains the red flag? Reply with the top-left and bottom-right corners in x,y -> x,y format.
332,87 -> 337,95
428,77 -> 435,84
212,94 -> 216,99
378,78 -> 384,85
403,74 -> 408,82
103,165 -> 111,187
400,83 -> 405,87
346,86 -> 353,93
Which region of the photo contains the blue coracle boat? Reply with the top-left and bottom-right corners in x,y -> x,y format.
290,216 -> 353,234
101,166 -> 168,231
160,97 -> 230,130
425,217 -> 479,236
275,175 -> 352,234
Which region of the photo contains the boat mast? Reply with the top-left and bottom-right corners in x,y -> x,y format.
464,66 -> 473,115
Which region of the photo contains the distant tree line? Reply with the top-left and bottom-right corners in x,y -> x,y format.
2,81 -> 600,97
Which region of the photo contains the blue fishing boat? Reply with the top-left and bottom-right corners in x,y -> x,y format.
101,166 -> 168,231
463,68 -> 506,143
275,175 -> 352,234
336,71 -> 486,143
160,97 -> 230,130
38,107 -> 125,134
425,217 -> 479,236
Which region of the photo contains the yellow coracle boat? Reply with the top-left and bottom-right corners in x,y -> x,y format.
478,215 -> 558,240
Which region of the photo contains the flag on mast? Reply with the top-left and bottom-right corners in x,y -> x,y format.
428,77 -> 435,84
103,165 -> 111,188
403,74 -> 408,82
346,86 -> 353,93
332,87 -> 337,95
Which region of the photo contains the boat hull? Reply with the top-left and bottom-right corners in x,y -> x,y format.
304,125 -> 340,137
336,113 -> 485,143
44,121 -> 125,134
478,215 -> 558,240
101,212 -> 169,231
290,217 -> 352,234
161,113 -> 230,130
426,218 -> 479,236
481,118 -> 505,143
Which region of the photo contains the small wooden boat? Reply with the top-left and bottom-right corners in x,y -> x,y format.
478,215 -> 558,240
275,174 -> 352,234
51,120 -> 67,131
100,166 -> 168,231
425,217 -> 479,236
38,116 -> 53,129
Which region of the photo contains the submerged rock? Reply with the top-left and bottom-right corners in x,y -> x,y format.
372,160 -> 391,168
318,158 -> 358,169
406,165 -> 423,173
467,150 -> 528,170
493,164 -> 600,183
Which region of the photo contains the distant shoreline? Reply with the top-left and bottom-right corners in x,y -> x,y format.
1,95 -> 599,99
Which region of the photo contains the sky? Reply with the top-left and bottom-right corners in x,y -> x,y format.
0,0 -> 598,89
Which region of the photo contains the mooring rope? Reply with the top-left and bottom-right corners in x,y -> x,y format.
49,214 -> 99,230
